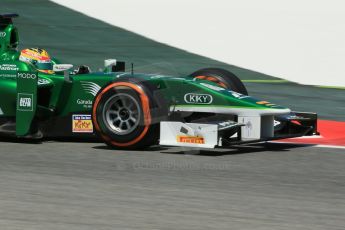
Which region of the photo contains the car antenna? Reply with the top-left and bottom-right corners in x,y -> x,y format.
131,63 -> 134,75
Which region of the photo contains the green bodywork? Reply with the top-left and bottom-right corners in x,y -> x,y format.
0,14 -> 290,137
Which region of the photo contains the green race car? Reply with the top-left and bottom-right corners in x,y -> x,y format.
0,14 -> 318,149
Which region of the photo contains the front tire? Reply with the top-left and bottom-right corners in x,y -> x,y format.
92,80 -> 164,149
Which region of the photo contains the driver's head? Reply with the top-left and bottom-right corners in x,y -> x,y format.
19,48 -> 54,74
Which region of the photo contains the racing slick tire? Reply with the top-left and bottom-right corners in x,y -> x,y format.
92,79 -> 167,149
189,68 -> 248,95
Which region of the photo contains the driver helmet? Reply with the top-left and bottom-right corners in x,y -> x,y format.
19,48 -> 54,74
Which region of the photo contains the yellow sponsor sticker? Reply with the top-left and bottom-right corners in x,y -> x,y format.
72,114 -> 93,133
176,135 -> 205,144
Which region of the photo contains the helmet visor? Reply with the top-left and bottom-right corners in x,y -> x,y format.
35,62 -> 53,71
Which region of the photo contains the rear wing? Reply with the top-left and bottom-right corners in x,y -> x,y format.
0,14 -> 19,27
0,13 -> 19,54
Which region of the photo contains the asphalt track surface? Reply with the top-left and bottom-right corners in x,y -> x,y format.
1,141 -> 344,230
1,0 -> 345,229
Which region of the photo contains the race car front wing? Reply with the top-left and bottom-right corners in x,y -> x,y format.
159,112 -> 318,148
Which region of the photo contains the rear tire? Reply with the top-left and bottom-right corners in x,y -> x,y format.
189,68 -> 248,95
92,79 -> 166,149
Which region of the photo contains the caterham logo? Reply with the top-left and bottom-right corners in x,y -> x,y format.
184,93 -> 213,104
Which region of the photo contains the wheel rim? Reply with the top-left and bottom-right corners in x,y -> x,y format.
102,93 -> 141,135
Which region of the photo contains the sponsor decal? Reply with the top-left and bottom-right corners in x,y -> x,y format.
200,82 -> 225,91
200,83 -> 249,99
76,99 -> 93,109
231,91 -> 249,99
72,114 -> 93,133
19,55 -> 31,63
81,81 -> 101,96
0,73 -> 16,78
17,93 -> 33,111
274,120 -> 281,126
244,120 -> 253,137
53,64 -> 73,72
76,82 -> 100,109
184,93 -> 213,104
176,135 -> 205,144
17,72 -> 37,79
0,64 -> 19,71
0,32 -> 6,37
38,78 -> 50,85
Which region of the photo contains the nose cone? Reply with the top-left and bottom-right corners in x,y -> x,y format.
196,81 -> 291,116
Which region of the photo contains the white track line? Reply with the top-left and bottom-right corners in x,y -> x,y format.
314,145 -> 345,149
283,135 -> 324,139
271,141 -> 345,150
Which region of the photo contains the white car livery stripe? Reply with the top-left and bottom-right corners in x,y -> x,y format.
81,81 -> 101,97
171,106 -> 291,116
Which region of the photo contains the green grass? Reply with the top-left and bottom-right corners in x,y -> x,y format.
317,85 -> 345,90
242,79 -> 289,83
